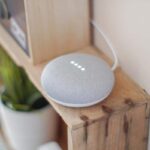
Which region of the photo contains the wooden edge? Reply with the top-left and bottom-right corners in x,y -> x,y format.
0,24 -> 31,66
71,102 -> 149,130
67,104 -> 150,150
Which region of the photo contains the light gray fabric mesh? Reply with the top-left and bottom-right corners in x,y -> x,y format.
41,53 -> 115,107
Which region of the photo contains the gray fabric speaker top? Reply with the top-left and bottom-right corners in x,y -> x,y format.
41,53 -> 115,107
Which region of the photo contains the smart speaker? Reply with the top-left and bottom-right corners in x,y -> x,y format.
41,53 -> 115,107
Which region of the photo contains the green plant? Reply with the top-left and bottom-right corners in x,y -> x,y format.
0,46 -> 48,111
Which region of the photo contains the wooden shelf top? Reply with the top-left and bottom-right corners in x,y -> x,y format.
0,24 -> 149,130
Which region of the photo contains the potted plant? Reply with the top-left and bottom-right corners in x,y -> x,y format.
0,47 -> 59,150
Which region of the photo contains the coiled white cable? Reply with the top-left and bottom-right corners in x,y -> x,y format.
91,20 -> 119,71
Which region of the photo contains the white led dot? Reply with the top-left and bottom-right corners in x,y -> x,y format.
70,61 -> 75,64
74,63 -> 78,66
70,61 -> 85,71
77,65 -> 82,69
81,68 -> 85,71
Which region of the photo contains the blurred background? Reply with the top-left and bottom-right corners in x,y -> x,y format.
93,0 -> 150,94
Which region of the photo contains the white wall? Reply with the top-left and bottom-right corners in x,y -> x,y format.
93,0 -> 150,94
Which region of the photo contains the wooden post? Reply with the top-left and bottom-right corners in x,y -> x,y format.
68,103 -> 150,150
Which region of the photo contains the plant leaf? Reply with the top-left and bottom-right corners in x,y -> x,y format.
27,92 -> 42,106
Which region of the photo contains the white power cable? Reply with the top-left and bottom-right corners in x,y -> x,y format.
91,20 -> 119,71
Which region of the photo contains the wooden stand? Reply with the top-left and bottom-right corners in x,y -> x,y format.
68,99 -> 149,150
0,24 -> 149,150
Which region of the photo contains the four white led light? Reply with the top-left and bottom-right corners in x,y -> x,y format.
70,61 -> 85,71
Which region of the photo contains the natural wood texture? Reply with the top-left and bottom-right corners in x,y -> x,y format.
68,104 -> 150,150
1,0 -> 90,64
24,0 -> 90,64
0,24 -> 149,150
58,119 -> 68,150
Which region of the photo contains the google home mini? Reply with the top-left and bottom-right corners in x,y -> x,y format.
41,53 -> 115,107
